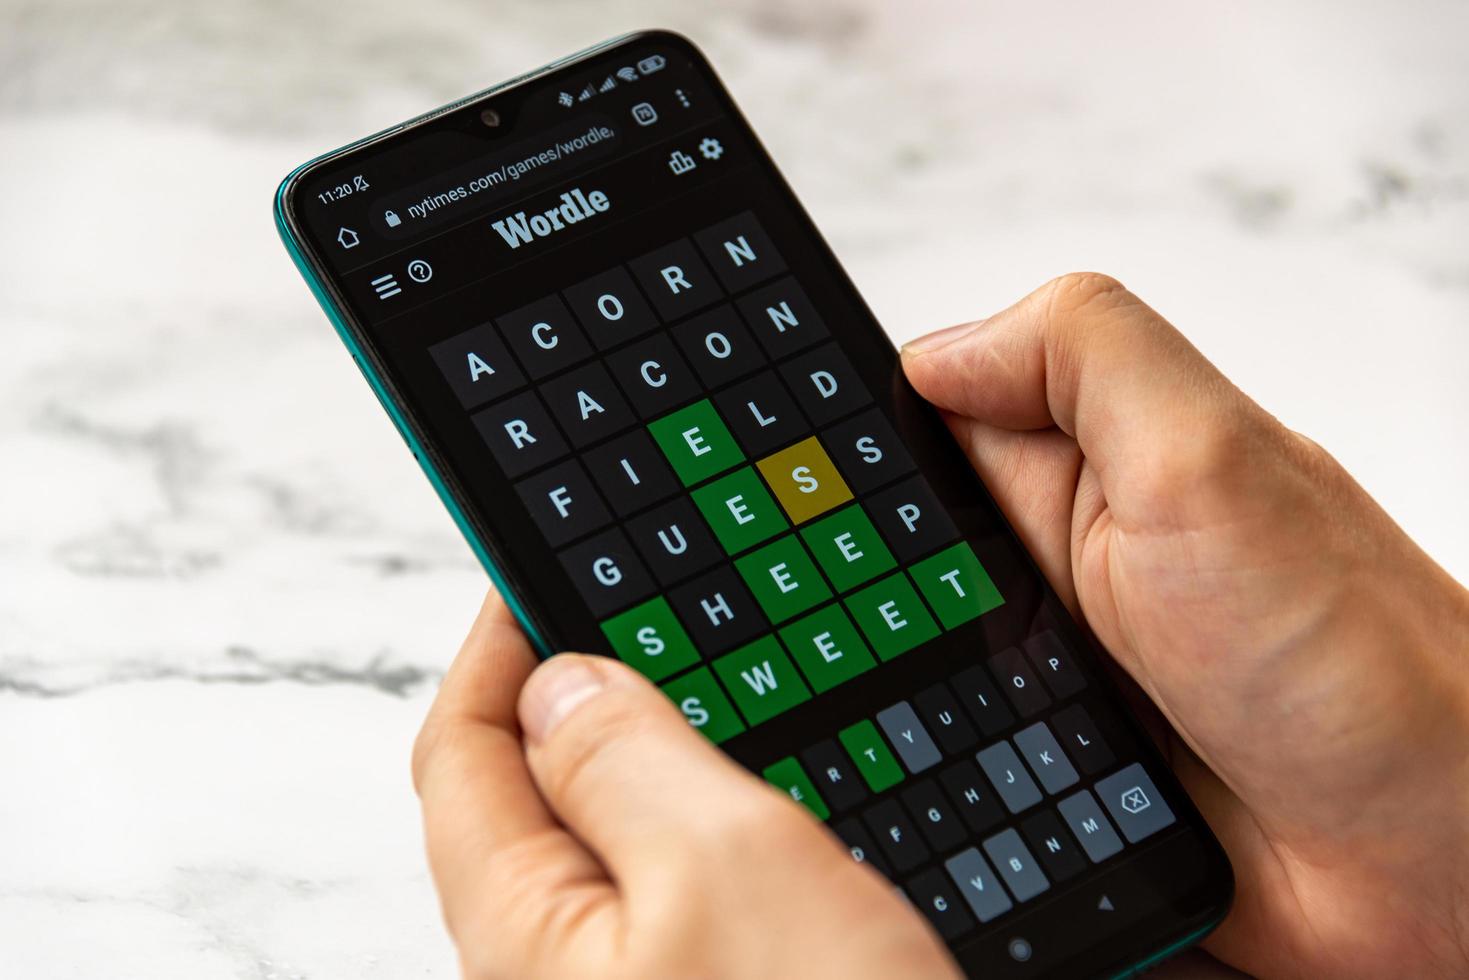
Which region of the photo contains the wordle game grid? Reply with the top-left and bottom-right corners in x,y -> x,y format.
429,210 -> 1004,734
428,210 -> 1178,940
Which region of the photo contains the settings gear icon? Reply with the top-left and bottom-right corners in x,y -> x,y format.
698,137 -> 724,161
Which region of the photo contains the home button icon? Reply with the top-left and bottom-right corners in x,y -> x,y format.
337,227 -> 360,249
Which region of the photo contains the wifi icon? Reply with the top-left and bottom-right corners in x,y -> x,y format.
616,66 -> 638,83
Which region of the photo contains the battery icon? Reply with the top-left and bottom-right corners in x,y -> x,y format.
637,54 -> 666,75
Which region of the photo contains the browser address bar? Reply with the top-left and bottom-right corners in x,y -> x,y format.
371,116 -> 622,237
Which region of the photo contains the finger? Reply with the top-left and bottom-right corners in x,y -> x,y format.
939,411 -> 1084,612
518,653 -> 791,891
413,593 -> 612,943
901,272 -> 1253,524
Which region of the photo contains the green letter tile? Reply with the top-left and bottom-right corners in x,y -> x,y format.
691,467 -> 788,554
661,667 -> 746,744
844,572 -> 940,660
734,535 -> 831,623
647,399 -> 744,486
600,596 -> 699,682
778,603 -> 877,692
711,635 -> 811,726
909,542 -> 1004,628
800,504 -> 896,592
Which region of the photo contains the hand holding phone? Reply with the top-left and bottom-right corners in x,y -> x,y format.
264,30 -> 1469,978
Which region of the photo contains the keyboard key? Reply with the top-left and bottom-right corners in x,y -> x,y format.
778,603 -> 876,693
944,847 -> 1014,923
949,665 -> 1015,736
937,760 -> 1005,834
822,408 -> 916,493
1023,630 -> 1087,698
538,361 -> 636,448
1056,789 -> 1125,863
976,742 -> 1043,814
582,429 -> 680,517
737,277 -> 830,358
800,504 -> 896,592
1095,763 -> 1177,843
495,294 -> 594,380
904,868 -> 974,940
671,305 -> 766,388
472,389 -> 569,478
624,497 -> 723,586
913,683 -> 979,754
779,343 -> 871,425
838,720 -> 905,793
909,543 -> 1005,629
669,565 -> 767,655
647,399 -> 745,486
843,572 -> 940,661
514,458 -> 611,546
660,667 -> 745,744
429,322 -> 526,409
862,798 -> 930,872
711,635 -> 811,724
713,371 -> 810,457
1049,704 -> 1115,774
982,828 -> 1050,902
694,211 -> 787,291
1012,721 -> 1080,794
900,779 -> 968,851
605,333 -> 702,418
599,596 -> 700,682
800,739 -> 869,811
563,265 -> 660,350
867,475 -> 962,562
1020,809 -> 1088,883
629,238 -> 723,320
987,646 -> 1052,717
736,535 -> 832,623
691,467 -> 788,554
756,435 -> 854,525
763,756 -> 829,820
833,817 -> 890,876
557,527 -> 656,616
876,701 -> 943,775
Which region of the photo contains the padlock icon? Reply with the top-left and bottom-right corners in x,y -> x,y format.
384,209 -> 402,228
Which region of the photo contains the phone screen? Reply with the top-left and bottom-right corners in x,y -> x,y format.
278,32 -> 1231,976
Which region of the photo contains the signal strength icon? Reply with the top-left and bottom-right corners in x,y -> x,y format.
557,91 -> 574,108
616,66 -> 638,83
598,75 -> 617,93
577,84 -> 595,102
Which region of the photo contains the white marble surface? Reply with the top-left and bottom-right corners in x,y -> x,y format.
1,1 -> 1465,977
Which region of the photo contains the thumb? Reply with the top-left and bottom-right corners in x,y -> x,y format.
518,654 -> 795,887
901,273 -> 1255,515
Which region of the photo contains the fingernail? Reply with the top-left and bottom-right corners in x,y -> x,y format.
522,657 -> 604,744
901,319 -> 985,355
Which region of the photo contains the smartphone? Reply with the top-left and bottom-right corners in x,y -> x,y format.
274,31 -> 1232,977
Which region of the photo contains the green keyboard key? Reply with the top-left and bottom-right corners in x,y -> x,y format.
838,719 -> 905,792
762,756 -> 830,820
